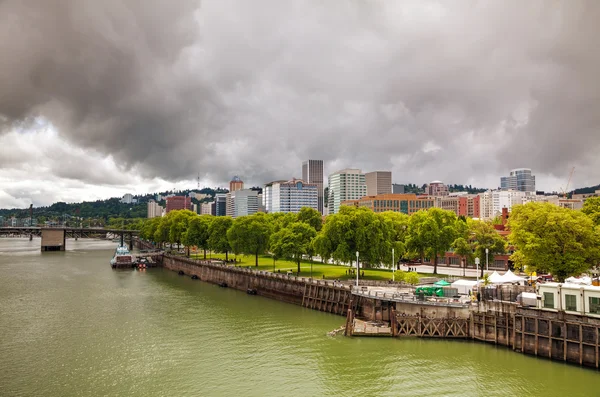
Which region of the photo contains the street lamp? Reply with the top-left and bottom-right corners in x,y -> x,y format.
475,257 -> 480,287
485,248 -> 489,271
392,248 -> 395,282
356,251 -> 359,287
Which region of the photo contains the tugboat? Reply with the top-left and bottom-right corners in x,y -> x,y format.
110,237 -> 135,269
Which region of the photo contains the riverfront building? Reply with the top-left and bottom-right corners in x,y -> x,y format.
500,168 -> 536,192
365,171 -> 392,196
433,194 -> 481,218
264,179 -> 318,214
343,193 -> 434,215
302,160 -> 324,214
166,196 -> 191,213
327,169 -> 367,215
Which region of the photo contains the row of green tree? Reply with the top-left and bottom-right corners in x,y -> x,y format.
140,197 -> 600,281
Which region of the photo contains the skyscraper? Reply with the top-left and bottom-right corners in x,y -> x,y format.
229,176 -> 244,192
327,168 -> 366,214
302,160 -> 324,214
264,179 -> 319,213
500,168 -> 536,192
365,171 -> 392,196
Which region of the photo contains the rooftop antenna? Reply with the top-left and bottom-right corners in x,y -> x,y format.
197,173 -> 200,190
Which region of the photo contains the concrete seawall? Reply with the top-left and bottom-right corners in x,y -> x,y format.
160,254 -> 353,314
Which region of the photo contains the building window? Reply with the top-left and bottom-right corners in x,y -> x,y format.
543,292 -> 554,309
589,297 -> 600,314
565,294 -> 577,311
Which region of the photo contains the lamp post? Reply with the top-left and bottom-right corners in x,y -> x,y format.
392,248 -> 395,282
475,257 -> 480,287
485,248 -> 489,271
356,251 -> 359,288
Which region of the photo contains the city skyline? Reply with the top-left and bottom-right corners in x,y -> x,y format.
1,1 -> 599,208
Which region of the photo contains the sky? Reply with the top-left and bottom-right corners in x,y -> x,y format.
1,0 -> 599,208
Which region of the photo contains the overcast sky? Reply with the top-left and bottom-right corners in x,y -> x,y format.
1,0 -> 599,208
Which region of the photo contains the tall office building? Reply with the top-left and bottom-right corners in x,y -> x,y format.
302,160 -> 324,214
327,168 -> 367,214
500,168 -> 536,192
229,176 -> 244,192
147,200 -> 163,218
264,179 -> 319,213
365,171 -> 392,196
215,194 -> 227,216
230,189 -> 259,218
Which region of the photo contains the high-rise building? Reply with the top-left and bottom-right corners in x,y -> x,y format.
229,176 -> 244,192
165,196 -> 192,213
365,171 -> 392,196
302,160 -> 324,214
427,181 -> 449,196
264,179 -> 318,213
121,193 -> 135,204
230,189 -> 259,218
327,169 -> 367,214
392,184 -> 405,194
500,168 -> 536,192
215,194 -> 227,216
147,200 -> 163,218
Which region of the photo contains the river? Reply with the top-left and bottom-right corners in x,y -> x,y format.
1,238 -> 599,396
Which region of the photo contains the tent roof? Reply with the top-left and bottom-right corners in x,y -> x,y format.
434,280 -> 451,286
488,271 -> 505,284
451,280 -> 478,286
502,270 -> 525,283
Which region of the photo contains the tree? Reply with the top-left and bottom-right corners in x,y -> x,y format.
168,210 -> 196,249
582,197 -> 600,226
227,213 -> 272,266
208,217 -> 233,261
183,215 -> 212,259
452,237 -> 474,277
270,222 -> 317,274
312,206 -> 393,268
380,211 -> 410,267
509,202 -> 600,282
470,219 -> 507,277
297,207 -> 323,231
406,208 -> 458,274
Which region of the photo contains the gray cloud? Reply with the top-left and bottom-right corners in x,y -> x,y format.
1,0 -> 599,202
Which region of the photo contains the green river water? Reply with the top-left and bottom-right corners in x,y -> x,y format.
1,238 -> 599,397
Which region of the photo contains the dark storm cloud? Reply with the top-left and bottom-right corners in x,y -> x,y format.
1,0 -> 599,189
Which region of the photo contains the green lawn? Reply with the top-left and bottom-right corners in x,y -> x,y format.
188,252 -> 436,281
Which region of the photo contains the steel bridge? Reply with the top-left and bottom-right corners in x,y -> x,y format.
0,227 -> 140,251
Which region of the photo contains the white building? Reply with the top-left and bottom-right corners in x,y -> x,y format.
121,193 -> 137,204
264,179 -> 319,213
492,190 -> 527,217
327,169 -> 367,214
147,200 -> 163,218
230,189 -> 259,218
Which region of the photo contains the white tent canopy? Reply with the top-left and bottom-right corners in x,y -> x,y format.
451,279 -> 479,295
488,271 -> 505,284
502,270 -> 525,283
565,276 -> 592,285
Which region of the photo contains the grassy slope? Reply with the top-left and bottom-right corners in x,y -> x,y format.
189,252 -> 435,281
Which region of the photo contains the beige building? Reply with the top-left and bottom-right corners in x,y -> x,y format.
365,171 -> 392,196
147,200 -> 163,218
427,181 -> 449,196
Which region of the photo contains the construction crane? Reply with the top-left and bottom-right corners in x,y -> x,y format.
560,167 -> 575,198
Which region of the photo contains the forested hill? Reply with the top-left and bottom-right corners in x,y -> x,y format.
572,184 -> 600,194
0,187 -> 227,221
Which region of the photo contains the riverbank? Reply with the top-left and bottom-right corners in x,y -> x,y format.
155,246 -> 600,371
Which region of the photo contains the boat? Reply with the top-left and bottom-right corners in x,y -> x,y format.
110,244 -> 135,268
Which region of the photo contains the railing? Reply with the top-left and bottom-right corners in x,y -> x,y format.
351,288 -> 470,308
